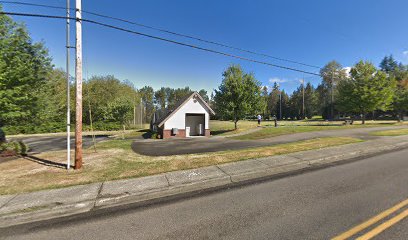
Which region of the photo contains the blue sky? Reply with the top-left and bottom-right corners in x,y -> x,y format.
2,0 -> 408,94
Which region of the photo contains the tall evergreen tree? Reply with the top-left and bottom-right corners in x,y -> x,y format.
167,87 -> 193,108
267,83 -> 280,118
304,82 -> 318,119
198,89 -> 209,103
379,55 -> 398,73
154,87 -> 167,110
260,86 -> 269,118
280,90 -> 290,120
139,86 -> 155,121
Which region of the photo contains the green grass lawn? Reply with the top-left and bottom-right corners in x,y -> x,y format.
210,119 -> 400,138
232,125 -> 336,140
210,120 -> 262,136
371,128 -> 408,136
231,122 -> 400,140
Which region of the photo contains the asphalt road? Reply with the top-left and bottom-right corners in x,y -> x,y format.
2,148 -> 408,239
9,135 -> 110,154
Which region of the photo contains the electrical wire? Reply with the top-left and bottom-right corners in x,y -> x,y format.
0,11 -> 321,76
0,1 -> 66,10
0,0 -> 322,69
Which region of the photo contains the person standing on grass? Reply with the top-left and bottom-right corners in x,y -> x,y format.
257,114 -> 262,126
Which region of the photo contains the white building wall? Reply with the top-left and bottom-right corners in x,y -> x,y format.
164,97 -> 210,130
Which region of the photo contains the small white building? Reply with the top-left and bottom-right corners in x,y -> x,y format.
152,92 -> 215,139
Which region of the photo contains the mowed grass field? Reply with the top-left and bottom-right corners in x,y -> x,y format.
211,119 -> 403,140
210,120 -> 262,136
371,128 -> 408,136
0,136 -> 361,195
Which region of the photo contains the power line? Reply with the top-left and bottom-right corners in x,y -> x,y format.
0,11 -> 321,76
0,0 -> 322,69
0,1 -> 66,10
82,12 -> 322,69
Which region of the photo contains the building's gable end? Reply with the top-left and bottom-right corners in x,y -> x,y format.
158,92 -> 214,127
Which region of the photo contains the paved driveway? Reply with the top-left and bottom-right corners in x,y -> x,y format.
132,126 -> 407,156
132,137 -> 267,156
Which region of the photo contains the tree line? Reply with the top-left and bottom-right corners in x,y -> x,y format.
213,58 -> 408,128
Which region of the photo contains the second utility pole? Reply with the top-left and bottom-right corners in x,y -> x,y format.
74,0 -> 83,169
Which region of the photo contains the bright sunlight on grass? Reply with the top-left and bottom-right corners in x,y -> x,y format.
371,128 -> 408,136
0,137 -> 361,195
232,122 -> 401,140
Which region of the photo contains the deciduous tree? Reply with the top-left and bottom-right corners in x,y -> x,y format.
337,61 -> 395,124
214,64 -> 263,129
0,7 -> 52,126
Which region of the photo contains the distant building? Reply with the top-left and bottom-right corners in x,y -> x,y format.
152,92 -> 215,139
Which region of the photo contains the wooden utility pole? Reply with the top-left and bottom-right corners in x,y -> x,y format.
66,0 -> 71,169
74,0 -> 83,169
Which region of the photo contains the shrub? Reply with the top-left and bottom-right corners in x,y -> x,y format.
2,123 -> 66,135
150,132 -> 159,139
2,121 -> 145,135
0,141 -> 29,156
19,141 -> 28,155
0,142 -> 14,152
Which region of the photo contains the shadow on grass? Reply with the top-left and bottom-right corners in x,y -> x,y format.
23,155 -> 69,169
210,130 -> 236,136
137,129 -> 149,132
